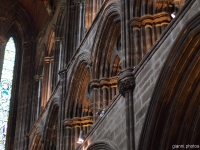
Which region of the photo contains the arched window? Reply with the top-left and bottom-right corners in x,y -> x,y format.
0,37 -> 16,149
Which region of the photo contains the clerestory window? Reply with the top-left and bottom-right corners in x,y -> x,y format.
0,37 -> 15,149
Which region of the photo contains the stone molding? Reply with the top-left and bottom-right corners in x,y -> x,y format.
88,76 -> 119,94
44,56 -> 54,63
130,12 -> 171,27
118,68 -> 135,96
64,116 -> 93,128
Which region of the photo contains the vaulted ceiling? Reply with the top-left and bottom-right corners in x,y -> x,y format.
0,0 -> 56,35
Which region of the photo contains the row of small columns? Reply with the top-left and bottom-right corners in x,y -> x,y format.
129,12 -> 171,66
63,116 -> 93,150
88,76 -> 118,121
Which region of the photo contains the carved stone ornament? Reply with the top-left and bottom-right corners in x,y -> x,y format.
118,67 -> 135,96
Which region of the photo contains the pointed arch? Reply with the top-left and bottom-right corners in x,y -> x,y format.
91,0 -> 121,79
139,12 -> 200,150
65,52 -> 92,119
43,98 -> 59,150
0,1 -> 36,149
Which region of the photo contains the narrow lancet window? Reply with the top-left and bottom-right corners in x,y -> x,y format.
0,37 -> 16,149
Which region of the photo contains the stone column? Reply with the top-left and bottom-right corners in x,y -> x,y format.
118,68 -> 135,150
73,117 -> 82,149
31,75 -> 40,125
110,76 -> 118,102
22,40 -> 35,150
100,78 -> 109,109
88,79 -> 100,121
129,12 -> 170,66
41,56 -> 53,107
64,119 -> 73,150
145,24 -> 152,54
132,25 -> 141,66
73,0 -> 86,49
53,37 -> 63,88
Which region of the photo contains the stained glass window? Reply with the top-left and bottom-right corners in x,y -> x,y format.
0,37 -> 15,149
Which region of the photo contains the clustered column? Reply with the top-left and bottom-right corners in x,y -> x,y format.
89,76 -> 118,121
130,12 -> 171,66
64,116 -> 93,149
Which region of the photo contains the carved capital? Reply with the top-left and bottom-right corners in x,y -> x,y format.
88,79 -> 100,94
100,78 -> 110,86
130,12 -> 171,27
64,116 -> 93,128
44,56 -> 54,63
118,68 -> 135,96
0,35 -> 6,45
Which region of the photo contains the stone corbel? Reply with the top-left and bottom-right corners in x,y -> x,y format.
118,67 -> 135,96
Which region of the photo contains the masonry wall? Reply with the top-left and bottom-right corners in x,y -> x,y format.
133,0 -> 200,149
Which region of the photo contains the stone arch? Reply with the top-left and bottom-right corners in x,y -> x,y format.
87,141 -> 117,150
91,0 -> 121,79
139,11 -> 200,150
65,52 -> 92,119
63,52 -> 92,150
43,98 -> 59,150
